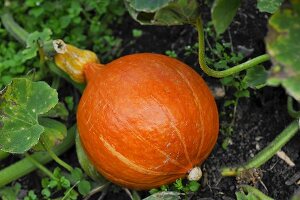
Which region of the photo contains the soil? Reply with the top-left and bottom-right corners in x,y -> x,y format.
2,0 -> 299,200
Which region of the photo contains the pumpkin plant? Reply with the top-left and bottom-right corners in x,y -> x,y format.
0,6 -> 219,198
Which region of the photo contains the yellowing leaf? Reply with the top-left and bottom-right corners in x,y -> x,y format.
0,78 -> 58,153
257,0 -> 283,13
266,1 -> 300,101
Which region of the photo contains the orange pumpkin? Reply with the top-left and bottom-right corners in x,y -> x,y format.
55,44 -> 219,190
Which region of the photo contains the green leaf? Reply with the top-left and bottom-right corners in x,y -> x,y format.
220,76 -> 234,86
234,90 -> 250,98
60,176 -> 71,189
128,0 -> 171,12
224,100 -> 235,107
257,0 -> 283,13
41,188 -> 51,198
282,76 -> 300,101
21,28 -> 53,62
236,191 -> 248,200
132,29 -> 143,38
75,132 -> 107,183
188,181 -> 200,192
266,1 -> 300,101
143,191 -> 181,200
0,183 -> 21,200
222,137 -> 231,150
0,78 -> 58,153
243,65 -> 268,89
25,190 -> 37,200
125,0 -> 200,25
71,168 -> 84,182
212,0 -> 241,35
32,118 -> 67,151
77,180 -> 91,196
29,7 -> 45,18
236,191 -> 260,200
41,102 -> 69,120
26,28 -> 52,48
173,179 -> 183,191
149,188 -> 160,194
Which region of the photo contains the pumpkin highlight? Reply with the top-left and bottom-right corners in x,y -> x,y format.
74,53 -> 219,190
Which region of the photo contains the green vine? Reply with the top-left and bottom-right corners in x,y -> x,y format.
239,185 -> 274,200
195,17 -> 270,78
287,96 -> 300,118
221,120 -> 299,176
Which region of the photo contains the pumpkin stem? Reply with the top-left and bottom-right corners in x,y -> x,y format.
84,62 -> 105,82
54,42 -> 100,83
53,39 -> 67,54
187,166 -> 202,181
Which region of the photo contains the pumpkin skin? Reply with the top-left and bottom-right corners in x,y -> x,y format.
77,53 -> 219,190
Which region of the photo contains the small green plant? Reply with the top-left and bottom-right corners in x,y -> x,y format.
24,190 -> 38,200
40,167 -> 93,199
132,29 -> 143,38
0,183 -> 21,200
165,50 -> 178,58
0,0 -> 125,88
148,178 -> 200,199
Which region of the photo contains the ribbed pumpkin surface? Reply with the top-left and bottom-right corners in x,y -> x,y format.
77,53 -> 219,190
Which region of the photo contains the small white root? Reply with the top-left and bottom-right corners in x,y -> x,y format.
188,167 -> 202,181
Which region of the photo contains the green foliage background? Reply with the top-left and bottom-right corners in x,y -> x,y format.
0,0 -> 125,88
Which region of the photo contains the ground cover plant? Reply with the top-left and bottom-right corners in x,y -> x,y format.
0,0 -> 299,199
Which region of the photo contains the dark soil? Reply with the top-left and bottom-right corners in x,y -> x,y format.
105,0 -> 300,199
3,0 -> 299,199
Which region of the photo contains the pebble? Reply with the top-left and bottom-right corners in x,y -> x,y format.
285,171 -> 300,186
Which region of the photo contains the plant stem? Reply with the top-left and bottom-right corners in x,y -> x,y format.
1,13 -> 57,57
45,145 -> 73,172
62,181 -> 80,200
0,150 -> 9,161
0,125 -> 76,188
221,120 -> 299,176
240,185 -> 274,200
51,76 -> 61,90
287,96 -> 300,118
83,183 -> 110,200
1,13 -> 28,46
195,17 -> 270,78
1,12 -> 85,91
48,62 -> 85,93
24,153 -> 57,180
